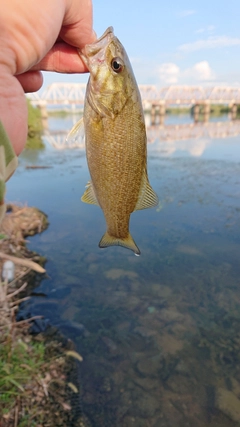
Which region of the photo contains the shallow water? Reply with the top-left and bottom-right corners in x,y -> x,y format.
6,114 -> 240,426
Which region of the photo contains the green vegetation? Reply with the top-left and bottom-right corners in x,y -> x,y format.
26,100 -> 44,149
193,104 -> 230,116
48,109 -> 83,117
0,275 -> 76,427
166,107 -> 190,114
209,104 -> 230,115
165,104 -> 240,116
48,109 -> 69,117
0,339 -> 45,416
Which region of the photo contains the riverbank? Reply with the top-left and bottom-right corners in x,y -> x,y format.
26,101 -> 45,149
0,205 -> 87,427
45,104 -> 240,117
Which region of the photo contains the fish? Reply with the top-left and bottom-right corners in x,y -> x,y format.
67,27 -> 158,255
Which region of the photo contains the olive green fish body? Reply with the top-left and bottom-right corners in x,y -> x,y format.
69,27 -> 158,255
84,91 -> 146,244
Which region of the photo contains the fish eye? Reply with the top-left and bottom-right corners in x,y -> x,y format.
111,57 -> 124,73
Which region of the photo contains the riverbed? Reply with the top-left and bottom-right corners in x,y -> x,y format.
6,113 -> 240,427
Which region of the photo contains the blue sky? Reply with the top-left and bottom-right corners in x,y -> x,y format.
42,0 -> 240,89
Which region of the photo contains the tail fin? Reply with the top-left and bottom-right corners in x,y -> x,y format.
99,231 -> 140,256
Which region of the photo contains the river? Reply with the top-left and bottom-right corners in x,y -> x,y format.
6,113 -> 240,427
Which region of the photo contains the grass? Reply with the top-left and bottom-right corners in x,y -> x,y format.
0,273 -> 70,426
0,338 -> 45,412
166,107 -> 190,114
0,338 -> 45,392
0,277 -> 46,425
0,273 -> 83,427
26,100 -> 45,149
47,110 -> 83,117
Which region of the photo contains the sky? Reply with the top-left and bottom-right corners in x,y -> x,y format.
42,0 -> 240,89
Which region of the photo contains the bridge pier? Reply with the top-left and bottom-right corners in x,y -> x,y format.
150,101 -> 165,125
230,103 -> 238,119
150,105 -> 157,124
203,101 -> 210,115
193,103 -> 210,122
203,102 -> 210,122
193,104 -> 200,123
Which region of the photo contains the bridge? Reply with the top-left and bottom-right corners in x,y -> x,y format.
28,83 -> 240,114
27,83 -> 240,149
43,120 -> 240,150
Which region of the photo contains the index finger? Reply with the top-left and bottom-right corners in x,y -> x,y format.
31,42 -> 89,73
60,0 -> 96,49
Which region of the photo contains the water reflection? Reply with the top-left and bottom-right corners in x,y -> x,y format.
6,113 -> 240,426
43,113 -> 240,159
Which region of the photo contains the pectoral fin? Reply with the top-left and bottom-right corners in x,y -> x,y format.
134,171 -> 159,211
66,117 -> 85,145
81,181 -> 99,206
99,232 -> 140,256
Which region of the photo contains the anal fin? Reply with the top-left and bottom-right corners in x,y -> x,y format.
134,171 -> 159,211
81,181 -> 99,206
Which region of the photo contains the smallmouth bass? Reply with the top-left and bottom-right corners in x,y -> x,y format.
68,27 -> 158,255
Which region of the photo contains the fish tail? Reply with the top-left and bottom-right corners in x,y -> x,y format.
99,232 -> 141,256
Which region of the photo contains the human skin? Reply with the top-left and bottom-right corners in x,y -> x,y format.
0,0 -> 96,155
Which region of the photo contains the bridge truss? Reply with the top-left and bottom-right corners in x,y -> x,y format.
28,83 -> 240,107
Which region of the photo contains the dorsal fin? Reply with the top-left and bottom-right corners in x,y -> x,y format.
134,171 -> 159,211
81,181 -> 99,206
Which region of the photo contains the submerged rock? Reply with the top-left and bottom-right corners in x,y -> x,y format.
176,244 -> 202,255
158,308 -> 185,324
122,416 -> 146,427
150,284 -> 172,298
133,326 -> 157,339
101,336 -> 118,355
105,268 -> 138,280
16,301 -> 50,334
136,355 -> 163,377
132,376 -> 159,391
133,392 -> 160,418
215,387 -> 240,422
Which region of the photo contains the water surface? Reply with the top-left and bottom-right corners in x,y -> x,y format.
6,114 -> 240,426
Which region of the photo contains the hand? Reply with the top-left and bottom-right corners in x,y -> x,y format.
0,0 -> 95,155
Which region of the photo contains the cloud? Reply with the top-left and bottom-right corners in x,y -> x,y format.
179,36 -> 240,53
195,28 -> 205,34
195,25 -> 216,34
148,137 -> 210,158
179,10 -> 196,17
158,63 -> 180,84
184,61 -> 216,81
157,61 -> 215,85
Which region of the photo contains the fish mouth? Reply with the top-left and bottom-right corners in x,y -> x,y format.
79,27 -> 114,68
